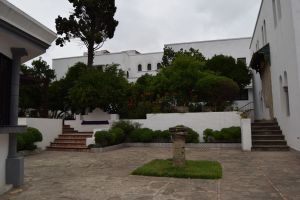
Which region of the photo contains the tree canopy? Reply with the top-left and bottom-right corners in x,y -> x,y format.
55,0 -> 118,66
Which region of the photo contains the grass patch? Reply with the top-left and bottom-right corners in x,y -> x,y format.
132,159 -> 222,179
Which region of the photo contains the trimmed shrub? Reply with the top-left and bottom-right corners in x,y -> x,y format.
203,127 -> 241,143
186,128 -> 200,143
128,128 -> 155,143
94,131 -> 116,147
111,120 -> 140,136
161,130 -> 171,141
17,127 -> 43,151
110,128 -> 125,144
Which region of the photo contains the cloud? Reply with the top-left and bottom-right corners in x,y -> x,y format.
7,0 -> 261,66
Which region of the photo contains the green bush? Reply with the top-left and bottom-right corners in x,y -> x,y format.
128,128 -> 156,143
186,128 -> 200,143
95,131 -> 115,147
111,121 -> 140,136
110,128 -> 125,144
17,127 -> 43,151
203,127 -> 241,143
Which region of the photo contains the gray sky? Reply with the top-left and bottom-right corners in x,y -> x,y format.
7,0 -> 261,66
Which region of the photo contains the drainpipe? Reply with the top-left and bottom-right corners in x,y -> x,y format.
6,48 -> 27,187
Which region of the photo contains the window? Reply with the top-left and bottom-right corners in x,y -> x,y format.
157,63 -> 162,70
277,0 -> 282,19
138,64 -> 142,72
283,71 -> 290,116
263,20 -> 267,43
272,0 -> 278,27
235,89 -> 249,101
262,26 -> 265,45
147,63 -> 152,71
126,71 -> 129,79
237,57 -> 246,64
256,40 -> 260,51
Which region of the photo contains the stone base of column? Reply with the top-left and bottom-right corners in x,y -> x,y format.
6,157 -> 24,187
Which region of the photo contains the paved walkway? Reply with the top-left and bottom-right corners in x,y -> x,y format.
1,147 -> 300,200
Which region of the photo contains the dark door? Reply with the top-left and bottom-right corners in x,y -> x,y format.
0,53 -> 12,125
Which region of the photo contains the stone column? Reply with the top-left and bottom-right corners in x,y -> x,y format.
169,126 -> 188,167
6,48 -> 27,187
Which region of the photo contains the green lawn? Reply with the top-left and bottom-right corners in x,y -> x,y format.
132,159 -> 222,179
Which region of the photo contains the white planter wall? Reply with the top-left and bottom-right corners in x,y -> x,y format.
18,118 -> 63,150
0,134 -> 9,194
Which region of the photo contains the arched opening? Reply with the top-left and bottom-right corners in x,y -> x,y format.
147,63 -> 152,71
126,71 -> 129,79
138,64 -> 142,72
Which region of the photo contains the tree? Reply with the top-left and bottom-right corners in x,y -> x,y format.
55,0 -> 118,66
196,73 -> 239,111
19,58 -> 56,117
205,55 -> 251,89
162,47 -> 206,67
68,64 -> 130,114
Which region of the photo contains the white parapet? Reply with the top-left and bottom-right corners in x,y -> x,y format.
241,118 -> 252,151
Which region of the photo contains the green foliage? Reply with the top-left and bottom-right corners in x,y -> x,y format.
111,120 -> 140,136
196,73 -> 240,111
17,127 -> 43,151
68,64 -> 130,114
129,128 -> 154,143
110,128 -> 125,144
55,0 -> 118,66
94,131 -> 114,147
206,55 -> 251,89
132,159 -> 222,179
19,58 -> 56,117
186,128 -> 200,143
203,127 -> 241,143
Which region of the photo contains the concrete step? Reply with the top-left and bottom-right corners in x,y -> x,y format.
252,140 -> 287,146
58,134 -> 92,139
252,135 -> 285,140
251,126 -> 281,131
63,128 -> 77,133
50,143 -> 87,148
252,130 -> 283,135
252,122 -> 278,126
47,146 -> 90,152
54,138 -> 86,144
252,145 -> 289,151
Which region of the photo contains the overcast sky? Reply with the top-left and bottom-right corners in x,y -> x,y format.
7,0 -> 261,66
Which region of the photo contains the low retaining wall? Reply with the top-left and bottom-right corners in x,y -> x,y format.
0,134 -> 10,195
18,118 -> 63,150
90,143 -> 241,153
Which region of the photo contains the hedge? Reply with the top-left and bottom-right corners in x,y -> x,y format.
17,127 -> 43,151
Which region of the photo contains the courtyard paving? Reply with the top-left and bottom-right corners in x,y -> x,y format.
1,147 -> 300,200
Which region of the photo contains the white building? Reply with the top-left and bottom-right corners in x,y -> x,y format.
250,0 -> 300,151
0,1 -> 56,193
53,37 -> 253,108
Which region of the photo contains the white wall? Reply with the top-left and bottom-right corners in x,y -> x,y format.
128,112 -> 241,142
65,109 -> 119,132
251,0 -> 300,150
166,37 -> 252,65
18,118 -> 63,150
0,134 -> 9,193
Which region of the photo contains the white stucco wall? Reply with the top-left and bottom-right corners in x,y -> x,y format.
18,118 -> 63,150
0,134 -> 9,193
167,37 -> 252,65
128,112 -> 241,142
251,0 -> 300,150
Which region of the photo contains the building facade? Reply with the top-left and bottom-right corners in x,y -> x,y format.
53,37 -> 253,108
250,0 -> 300,151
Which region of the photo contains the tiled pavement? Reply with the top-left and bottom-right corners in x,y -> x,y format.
1,147 -> 300,200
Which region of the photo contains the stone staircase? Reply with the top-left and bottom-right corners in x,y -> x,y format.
251,120 -> 289,151
47,125 -> 93,152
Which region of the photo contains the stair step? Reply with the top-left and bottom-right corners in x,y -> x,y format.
252,145 -> 289,151
53,140 -> 86,144
251,126 -> 281,130
47,147 -> 90,152
252,140 -> 287,145
252,122 -> 278,126
252,130 -> 282,135
252,135 -> 285,140
50,143 -> 87,148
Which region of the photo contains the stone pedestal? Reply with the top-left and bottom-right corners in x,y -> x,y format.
169,126 -> 188,167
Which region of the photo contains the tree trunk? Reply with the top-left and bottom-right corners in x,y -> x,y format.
87,42 -> 95,67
